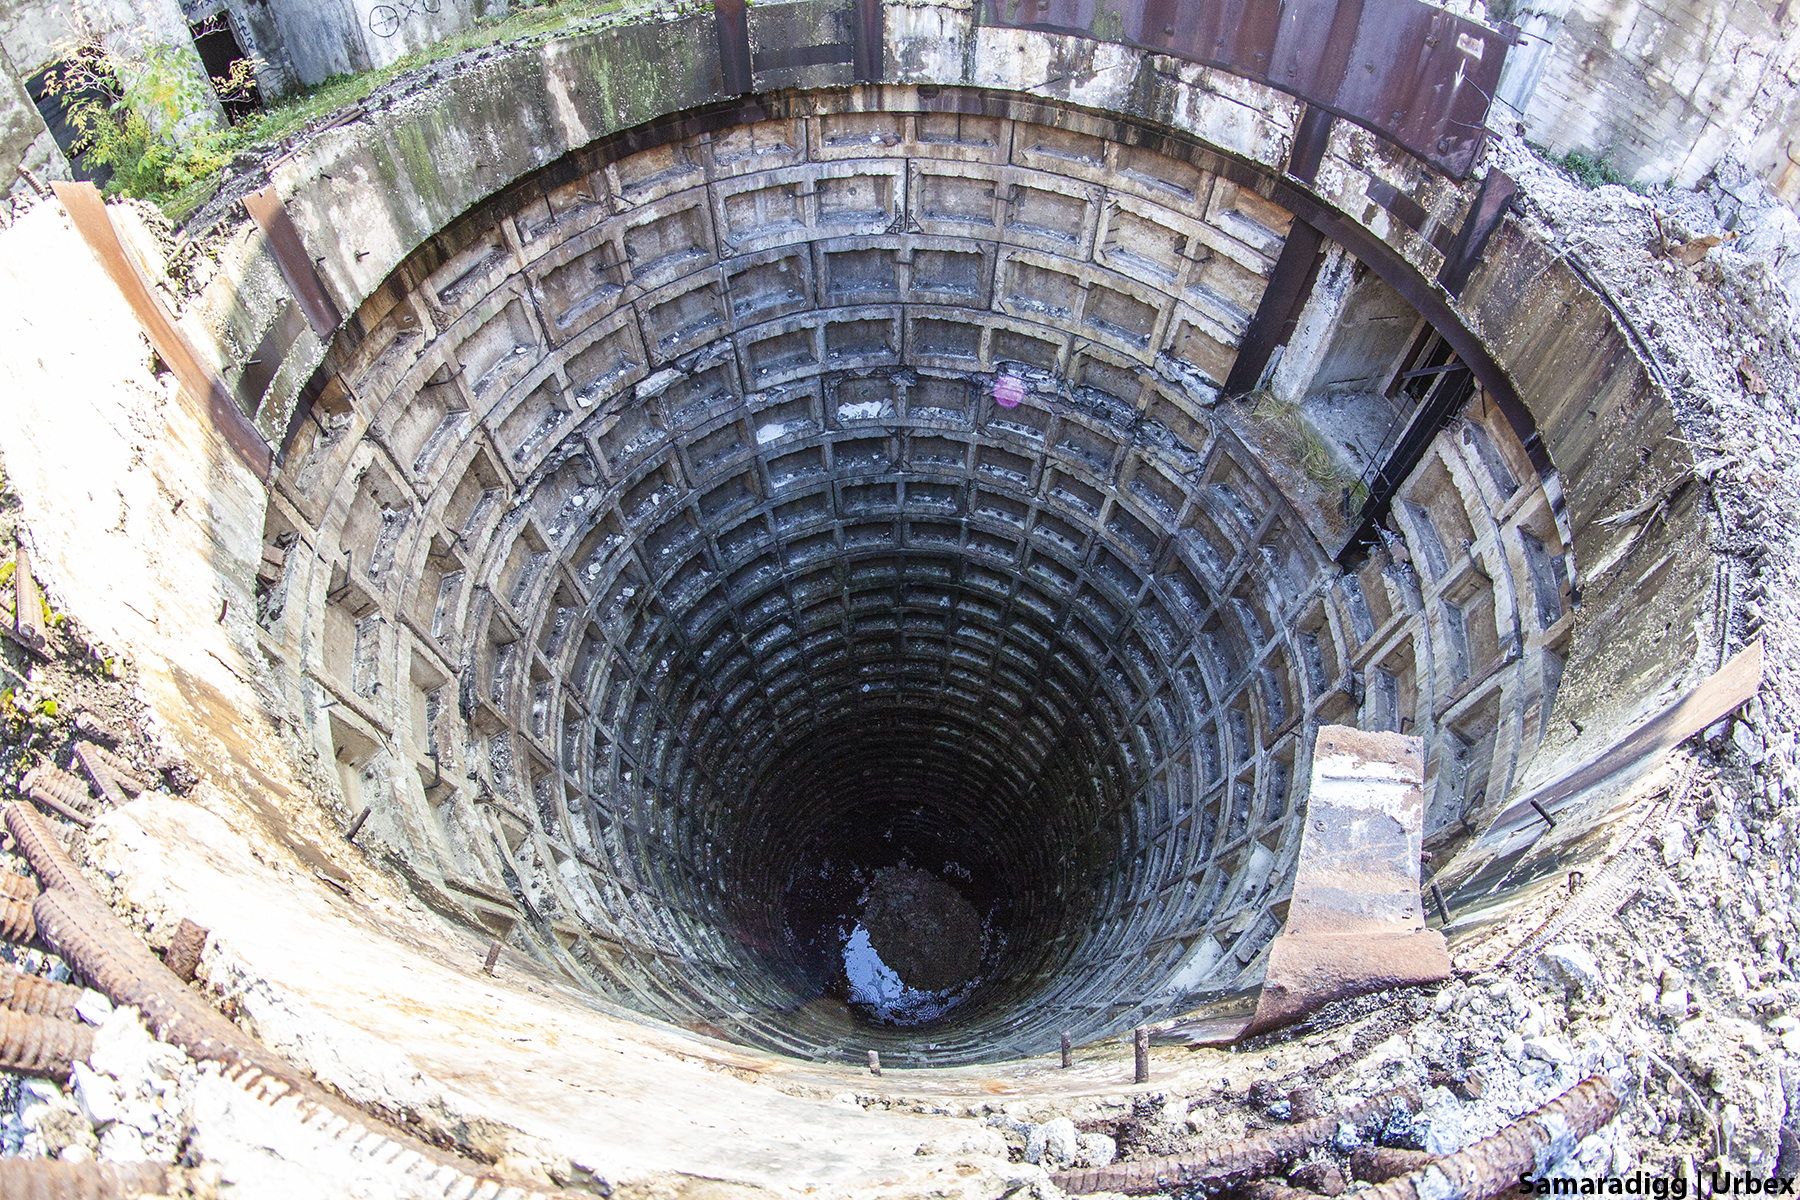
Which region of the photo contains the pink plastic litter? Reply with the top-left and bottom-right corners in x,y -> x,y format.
993,374 -> 1025,408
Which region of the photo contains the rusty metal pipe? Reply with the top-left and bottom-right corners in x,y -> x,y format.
0,1158 -> 171,1198
1055,1085 -> 1422,1195
1355,1077 -> 1620,1200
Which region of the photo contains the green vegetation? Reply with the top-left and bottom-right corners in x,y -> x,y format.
47,0 -> 646,221
38,28 -> 254,212
1552,148 -> 1645,193
1248,391 -> 1364,502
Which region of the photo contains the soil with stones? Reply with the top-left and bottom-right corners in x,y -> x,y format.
860,867 -> 985,992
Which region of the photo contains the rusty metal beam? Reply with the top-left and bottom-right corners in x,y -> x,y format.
1245,725 -> 1449,1037
854,0 -> 885,80
51,182 -> 271,482
979,0 -> 1512,177
1223,220 -> 1325,398
242,186 -> 343,337
1437,169 -> 1517,297
1445,638 -> 1764,911
715,0 -> 754,95
1287,104 -> 1336,184
1244,172 -> 1550,558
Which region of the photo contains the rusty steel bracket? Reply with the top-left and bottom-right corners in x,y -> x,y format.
1245,725 -> 1450,1037
242,186 -> 344,338
715,0 -> 754,94
1165,726 -> 1448,1046
49,182 -> 271,482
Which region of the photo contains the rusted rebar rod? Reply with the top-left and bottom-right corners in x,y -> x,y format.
1,803 -> 579,1197
0,1157 -> 171,1197
72,743 -> 128,808
1352,1146 -> 1440,1183
1055,1085 -> 1423,1195
25,767 -> 92,814
1236,1182 -> 1327,1200
21,767 -> 92,830
1356,1076 -> 1620,1200
0,964 -> 83,1020
4,804 -> 89,894
0,898 -> 34,944
0,1009 -> 94,1081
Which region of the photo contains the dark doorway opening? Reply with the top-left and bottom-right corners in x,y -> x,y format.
190,15 -> 261,124
24,53 -> 118,187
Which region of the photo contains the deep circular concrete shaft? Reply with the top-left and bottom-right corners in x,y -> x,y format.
264,94 -> 1575,1066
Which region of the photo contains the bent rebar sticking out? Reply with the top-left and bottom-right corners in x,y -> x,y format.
1054,1085 -> 1424,1195
1355,1076 -> 1621,1200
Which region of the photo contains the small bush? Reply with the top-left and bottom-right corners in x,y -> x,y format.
1555,149 -> 1643,193
37,22 -> 252,205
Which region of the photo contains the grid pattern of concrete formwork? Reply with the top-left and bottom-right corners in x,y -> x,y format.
1372,422 -> 1572,856
254,107 -> 1568,1064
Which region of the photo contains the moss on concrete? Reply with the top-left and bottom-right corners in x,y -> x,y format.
156,0 -> 679,220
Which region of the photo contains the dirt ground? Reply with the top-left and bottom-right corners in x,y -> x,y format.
862,866 -> 987,993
